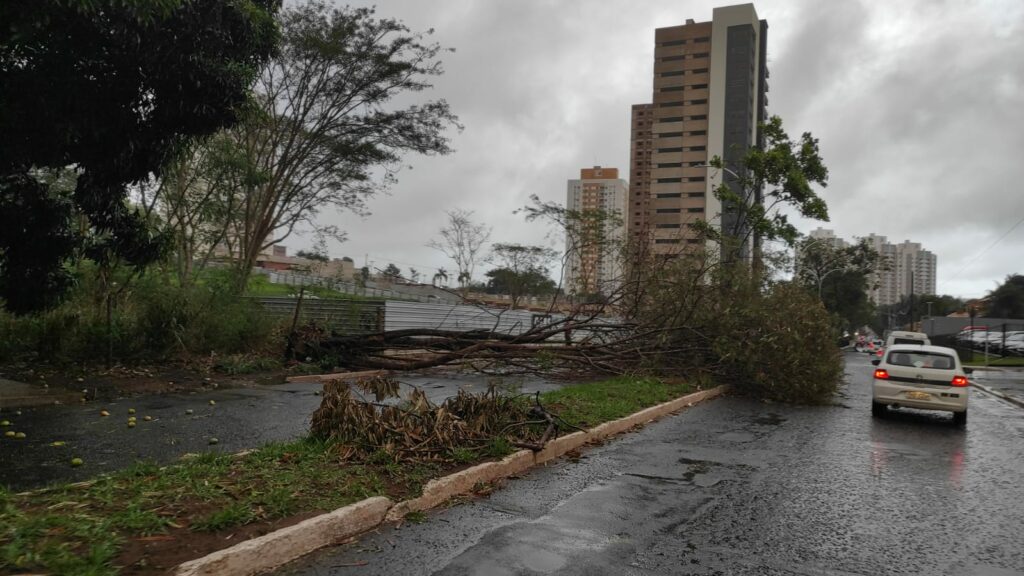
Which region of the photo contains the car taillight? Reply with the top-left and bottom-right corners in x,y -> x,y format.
874,369 -> 889,380
951,375 -> 969,387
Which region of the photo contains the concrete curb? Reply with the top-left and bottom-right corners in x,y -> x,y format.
971,381 -> 1024,410
175,496 -> 393,576
174,385 -> 727,576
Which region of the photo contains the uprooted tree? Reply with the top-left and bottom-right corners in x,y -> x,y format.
297,116 -> 844,405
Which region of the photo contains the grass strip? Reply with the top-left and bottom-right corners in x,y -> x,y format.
0,376 -> 696,575
963,354 -> 1024,367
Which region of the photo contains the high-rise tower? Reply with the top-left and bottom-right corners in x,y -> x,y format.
629,4 -> 768,258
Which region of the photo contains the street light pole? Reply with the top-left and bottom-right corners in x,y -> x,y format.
817,267 -> 845,299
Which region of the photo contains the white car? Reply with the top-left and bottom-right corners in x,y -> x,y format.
872,344 -> 971,426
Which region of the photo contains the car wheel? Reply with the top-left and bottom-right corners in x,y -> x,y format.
952,410 -> 967,427
872,401 -> 886,418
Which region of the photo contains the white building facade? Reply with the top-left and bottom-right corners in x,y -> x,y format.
565,166 -> 627,297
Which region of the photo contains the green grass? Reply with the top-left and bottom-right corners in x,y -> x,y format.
0,375 -> 701,575
538,376 -> 694,429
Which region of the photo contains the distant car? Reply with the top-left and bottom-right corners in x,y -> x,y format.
885,330 -> 930,348
872,344 -> 970,426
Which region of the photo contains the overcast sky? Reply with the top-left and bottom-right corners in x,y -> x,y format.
299,0 -> 1024,299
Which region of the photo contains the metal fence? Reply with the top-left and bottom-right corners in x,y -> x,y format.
930,321 -> 1024,362
252,297 -> 385,335
384,300 -> 557,336
256,269 -> 461,304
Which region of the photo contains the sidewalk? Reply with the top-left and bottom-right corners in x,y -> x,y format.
970,369 -> 1024,408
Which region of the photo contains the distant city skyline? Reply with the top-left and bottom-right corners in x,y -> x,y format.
295,0 -> 1023,301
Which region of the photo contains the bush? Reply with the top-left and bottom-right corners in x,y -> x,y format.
711,281 -> 844,404
0,267 -> 280,365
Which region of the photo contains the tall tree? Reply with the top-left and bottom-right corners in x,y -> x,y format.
428,209 -> 491,290
987,274 -> 1024,319
698,116 -> 830,268
0,0 -> 280,312
221,3 -> 460,289
487,243 -> 557,308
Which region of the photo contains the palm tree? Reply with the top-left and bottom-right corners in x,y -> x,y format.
432,267 -> 449,287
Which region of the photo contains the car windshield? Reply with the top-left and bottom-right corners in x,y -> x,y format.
892,338 -> 925,345
887,350 -> 955,370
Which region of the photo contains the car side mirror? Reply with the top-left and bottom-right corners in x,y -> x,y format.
964,367 -> 973,375
871,359 -> 880,366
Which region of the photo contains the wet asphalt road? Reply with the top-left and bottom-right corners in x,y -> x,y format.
276,352 -> 1024,576
0,372 -> 565,491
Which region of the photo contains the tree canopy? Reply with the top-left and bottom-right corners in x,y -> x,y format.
0,0 -> 280,312
987,274 -> 1024,319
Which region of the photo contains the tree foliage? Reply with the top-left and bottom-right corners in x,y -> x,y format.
698,116 -> 830,264
794,237 -> 884,332
986,274 -> 1024,319
486,244 -> 557,308
0,0 -> 280,312
428,209 -> 491,289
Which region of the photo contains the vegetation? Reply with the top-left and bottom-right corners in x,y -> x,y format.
0,375 -> 698,575
795,237 -> 885,334
987,274 -> 1024,319
428,209 -> 492,288
0,0 -> 280,313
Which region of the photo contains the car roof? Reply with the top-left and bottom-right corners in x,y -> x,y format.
889,331 -> 927,338
886,344 -> 958,355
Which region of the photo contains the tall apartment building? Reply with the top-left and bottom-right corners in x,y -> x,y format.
818,230 -> 938,306
565,166 -> 627,296
629,4 -> 768,258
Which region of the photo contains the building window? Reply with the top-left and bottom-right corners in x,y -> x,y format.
687,130 -> 707,136
655,239 -> 681,244
689,114 -> 707,120
688,192 -> 705,197
660,117 -> 685,123
659,101 -> 685,108
657,147 -> 683,153
688,177 -> 705,182
660,71 -> 685,77
660,40 -> 686,47
657,192 -> 682,198
694,53 -> 710,59
691,84 -> 708,90
656,178 -> 682,183
687,239 -> 702,244
658,132 -> 683,138
688,145 -> 706,151
655,223 -> 681,229
687,207 -> 705,213
656,208 -> 681,213
660,86 -> 684,92
688,99 -> 708,105
694,36 -> 710,43
657,163 -> 683,168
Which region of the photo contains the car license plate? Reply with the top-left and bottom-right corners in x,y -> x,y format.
906,391 -> 931,400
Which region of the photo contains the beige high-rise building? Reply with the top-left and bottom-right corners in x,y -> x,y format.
565,166 -> 627,296
819,231 -> 938,306
629,4 -> 768,258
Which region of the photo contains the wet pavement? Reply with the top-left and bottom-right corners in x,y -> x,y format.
276,352 -> 1024,576
971,368 -> 1024,405
0,372 -> 566,491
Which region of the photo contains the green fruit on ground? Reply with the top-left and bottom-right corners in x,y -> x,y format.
128,408 -> 136,414
51,441 -> 66,446
14,432 -> 26,439
209,400 -> 216,406
127,421 -> 136,428
185,409 -> 194,415
71,458 -> 83,467
143,415 -> 152,421
208,438 -> 219,445
4,431 -> 14,438
100,410 -> 110,417
0,420 -> 10,426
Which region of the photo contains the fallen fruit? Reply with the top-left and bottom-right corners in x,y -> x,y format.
185,409 -> 194,415
209,400 -> 216,406
100,410 -> 110,417
70,457 -> 83,467
208,437 -> 219,445
0,420 -> 10,427
3,431 -> 14,438
51,441 -> 66,446
14,432 -> 26,439
15,410 -> 22,416
128,408 -> 136,415
127,421 -> 136,428
143,415 -> 152,421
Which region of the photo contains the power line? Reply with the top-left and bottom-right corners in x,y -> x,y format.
940,212 -> 1024,288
